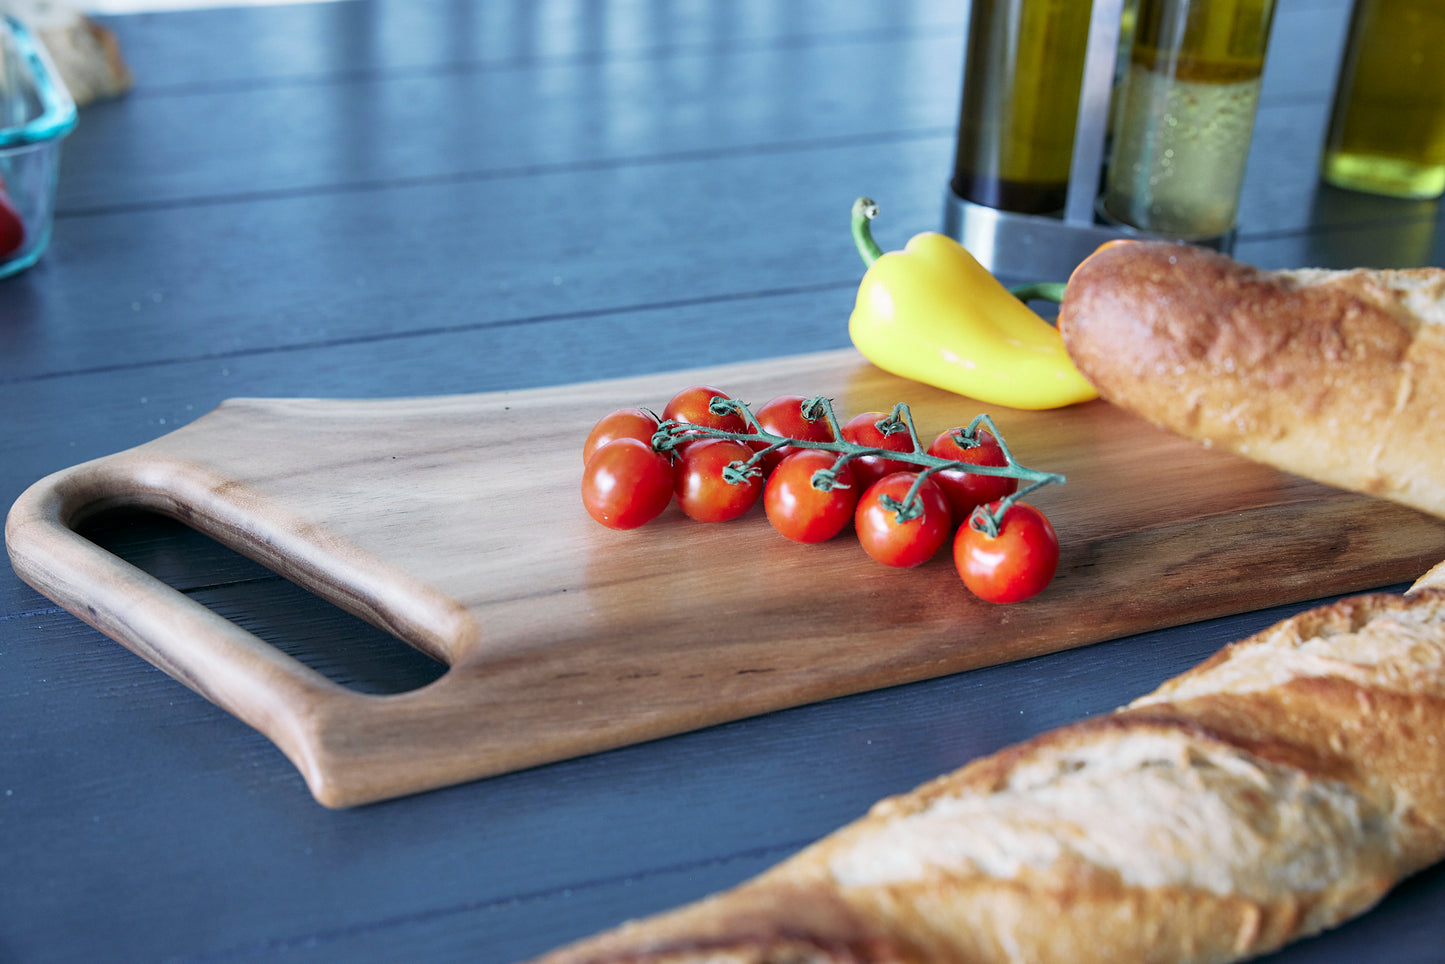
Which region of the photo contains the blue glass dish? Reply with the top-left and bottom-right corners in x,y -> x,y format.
1,14 -> 78,280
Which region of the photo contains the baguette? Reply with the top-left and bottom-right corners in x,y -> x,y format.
534,587 -> 1445,963
1056,242 -> 1445,520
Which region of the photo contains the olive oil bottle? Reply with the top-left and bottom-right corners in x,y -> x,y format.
951,0 -> 1096,214
1321,0 -> 1445,199
1103,0 -> 1276,240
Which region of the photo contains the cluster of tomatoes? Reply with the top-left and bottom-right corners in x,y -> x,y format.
580,385 -> 1061,603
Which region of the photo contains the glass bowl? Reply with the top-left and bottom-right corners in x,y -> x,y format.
1,14 -> 77,280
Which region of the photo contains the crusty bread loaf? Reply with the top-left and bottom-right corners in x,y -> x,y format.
1056,242 -> 1445,520
1416,559 -> 1445,592
534,588 -> 1445,963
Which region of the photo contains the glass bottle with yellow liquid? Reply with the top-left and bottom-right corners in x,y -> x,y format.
1103,0 -> 1277,240
1321,0 -> 1445,200
951,0 -> 1096,214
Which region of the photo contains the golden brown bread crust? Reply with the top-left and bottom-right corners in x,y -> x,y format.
534,589 -> 1445,963
1415,558 -> 1445,592
1056,242 -> 1445,519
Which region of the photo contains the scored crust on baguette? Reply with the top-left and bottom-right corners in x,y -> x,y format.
533,588 -> 1445,964
1055,242 -> 1445,520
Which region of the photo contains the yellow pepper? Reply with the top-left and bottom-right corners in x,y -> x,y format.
847,198 -> 1098,410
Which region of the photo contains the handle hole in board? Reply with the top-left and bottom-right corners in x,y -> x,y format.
75,507 -> 449,696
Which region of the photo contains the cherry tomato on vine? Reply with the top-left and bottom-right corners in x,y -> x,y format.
927,428 -> 1018,520
581,438 -> 674,530
764,450 -> 858,544
752,394 -> 836,473
583,407 -> 660,464
955,501 -> 1059,604
674,438 -> 763,522
841,411 -> 914,488
854,472 -> 952,568
662,385 -> 747,440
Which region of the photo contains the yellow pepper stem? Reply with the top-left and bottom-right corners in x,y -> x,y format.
851,197 -> 1065,305
851,197 -> 884,267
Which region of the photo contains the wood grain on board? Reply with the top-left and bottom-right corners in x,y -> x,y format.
10,349 -> 1445,807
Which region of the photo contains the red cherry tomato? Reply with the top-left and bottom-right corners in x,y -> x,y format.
927,428 -> 1018,520
662,386 -> 747,442
581,438 -> 674,530
0,190 -> 23,259
764,450 -> 858,544
955,501 -> 1060,604
854,472 -> 952,568
841,411 -> 915,488
674,438 -> 763,522
583,407 -> 660,464
752,395 -> 836,473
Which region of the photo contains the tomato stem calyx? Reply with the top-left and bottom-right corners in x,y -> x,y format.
653,397 -> 1064,526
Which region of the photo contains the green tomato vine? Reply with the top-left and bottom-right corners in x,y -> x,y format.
650,395 -> 1063,531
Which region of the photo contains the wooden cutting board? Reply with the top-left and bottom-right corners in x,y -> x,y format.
9,349 -> 1445,808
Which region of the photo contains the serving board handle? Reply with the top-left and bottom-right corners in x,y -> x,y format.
5,454 -> 376,788
5,445 -> 503,806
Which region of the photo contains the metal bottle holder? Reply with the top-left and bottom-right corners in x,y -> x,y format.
941,0 -> 1235,282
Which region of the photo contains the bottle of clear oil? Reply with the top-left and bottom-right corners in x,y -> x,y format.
951,0 -> 1097,214
1321,0 -> 1445,200
1103,0 -> 1276,240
